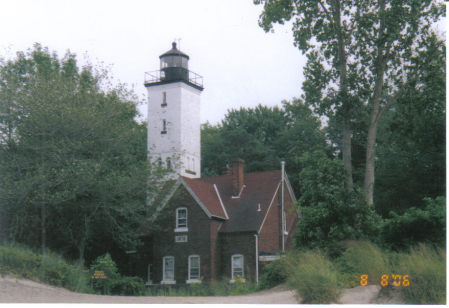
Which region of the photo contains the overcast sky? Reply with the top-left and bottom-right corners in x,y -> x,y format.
0,0 -> 307,124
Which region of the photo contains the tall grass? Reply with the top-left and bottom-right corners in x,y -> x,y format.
390,244 -> 446,304
144,280 -> 258,296
334,241 -> 389,288
273,241 -> 445,304
0,243 -> 92,293
285,250 -> 340,304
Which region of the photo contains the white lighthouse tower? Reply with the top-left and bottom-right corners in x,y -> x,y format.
145,42 -> 203,178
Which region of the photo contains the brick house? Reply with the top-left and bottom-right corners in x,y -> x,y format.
140,159 -> 298,285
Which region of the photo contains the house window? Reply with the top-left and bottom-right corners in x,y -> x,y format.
161,119 -> 167,134
188,255 -> 200,283
162,256 -> 175,283
161,92 -> 167,107
231,254 -> 244,281
175,207 -> 188,232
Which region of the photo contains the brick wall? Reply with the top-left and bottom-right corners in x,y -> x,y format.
209,220 -> 223,282
151,185 -> 213,284
218,231 -> 257,282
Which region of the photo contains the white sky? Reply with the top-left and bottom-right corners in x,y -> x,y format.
0,0 -> 306,124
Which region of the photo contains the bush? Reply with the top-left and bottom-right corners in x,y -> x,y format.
0,243 -> 92,293
90,253 -> 146,296
89,253 -> 120,295
382,196 -> 446,250
110,276 -> 145,295
391,244 -> 445,304
259,258 -> 288,290
334,241 -> 389,288
286,250 -> 340,304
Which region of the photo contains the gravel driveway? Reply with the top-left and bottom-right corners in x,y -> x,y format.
0,275 -> 404,304
0,275 -> 298,304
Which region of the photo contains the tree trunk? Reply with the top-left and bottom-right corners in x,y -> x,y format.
342,123 -> 353,190
41,202 -> 46,254
364,70 -> 385,206
331,0 -> 353,191
364,112 -> 378,206
78,238 -> 85,265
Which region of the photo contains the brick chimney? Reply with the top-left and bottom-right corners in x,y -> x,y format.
232,158 -> 245,197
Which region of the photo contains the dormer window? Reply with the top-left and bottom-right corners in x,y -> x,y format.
175,207 -> 188,232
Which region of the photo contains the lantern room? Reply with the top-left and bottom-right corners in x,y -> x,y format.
144,42 -> 203,90
159,42 -> 189,82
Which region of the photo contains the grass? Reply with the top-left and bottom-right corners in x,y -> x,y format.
263,241 -> 445,305
333,240 -> 389,288
285,250 -> 340,304
144,279 -> 258,296
390,244 -> 446,304
0,243 -> 92,293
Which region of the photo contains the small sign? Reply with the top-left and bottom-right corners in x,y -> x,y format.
175,235 -> 187,242
92,270 -> 107,279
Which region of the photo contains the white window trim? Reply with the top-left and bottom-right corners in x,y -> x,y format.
175,207 -> 188,232
145,264 -> 152,285
187,255 -> 201,283
230,254 -> 244,283
162,256 -> 175,284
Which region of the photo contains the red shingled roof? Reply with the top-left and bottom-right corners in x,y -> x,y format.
182,170 -> 284,232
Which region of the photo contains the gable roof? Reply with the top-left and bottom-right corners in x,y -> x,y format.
182,169 -> 296,233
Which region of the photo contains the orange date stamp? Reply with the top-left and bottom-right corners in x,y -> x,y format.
360,274 -> 410,287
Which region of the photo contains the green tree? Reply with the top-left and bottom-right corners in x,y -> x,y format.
381,197 -> 446,250
255,0 -> 445,205
201,101 -> 328,194
201,104 -> 286,176
294,151 -> 381,249
0,44 -> 161,263
375,34 -> 445,216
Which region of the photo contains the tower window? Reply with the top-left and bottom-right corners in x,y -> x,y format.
161,119 -> 167,134
161,92 -> 167,107
166,157 -> 172,170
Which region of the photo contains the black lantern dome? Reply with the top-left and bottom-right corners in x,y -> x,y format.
144,42 -> 203,90
159,42 -> 189,81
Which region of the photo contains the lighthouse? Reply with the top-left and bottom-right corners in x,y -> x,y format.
145,42 -> 204,178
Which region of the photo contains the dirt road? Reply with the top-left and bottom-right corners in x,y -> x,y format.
0,275 -> 298,304
0,275 -> 403,304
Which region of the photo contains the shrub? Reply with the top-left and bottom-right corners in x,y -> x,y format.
334,241 -> 389,288
382,196 -> 446,250
110,276 -> 145,296
89,253 -> 120,294
286,250 -> 340,304
391,244 -> 445,304
0,243 -> 92,293
259,258 -> 288,290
